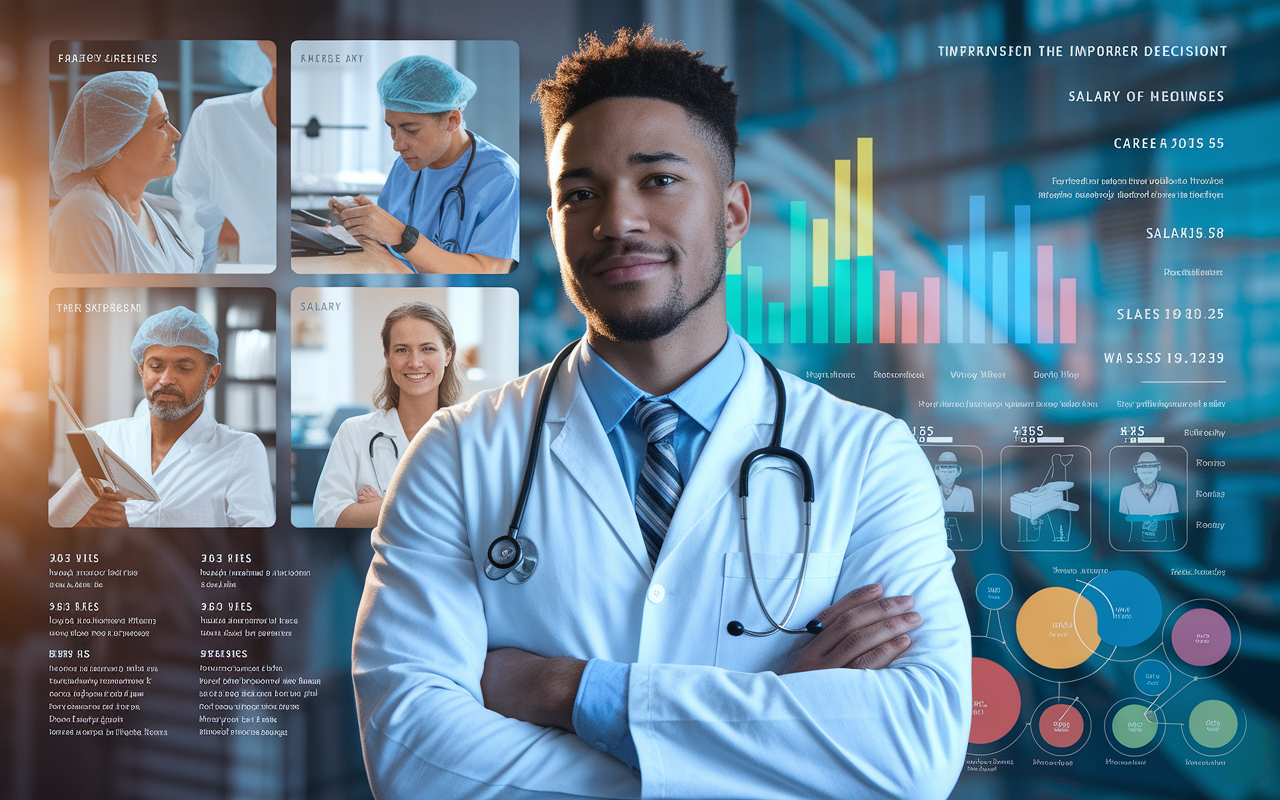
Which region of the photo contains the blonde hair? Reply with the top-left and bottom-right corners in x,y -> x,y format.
373,302 -> 463,411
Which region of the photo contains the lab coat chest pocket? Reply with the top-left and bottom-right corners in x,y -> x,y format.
714,550 -> 843,673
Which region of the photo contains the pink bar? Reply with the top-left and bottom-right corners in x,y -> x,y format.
1060,278 -> 1076,344
879,271 -> 895,343
1037,246 -> 1054,344
924,277 -> 940,344
902,292 -> 918,343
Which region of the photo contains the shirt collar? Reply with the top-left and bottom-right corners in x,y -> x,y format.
578,329 -> 745,434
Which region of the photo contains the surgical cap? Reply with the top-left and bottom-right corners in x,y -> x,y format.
130,306 -> 220,365
51,71 -> 159,197
377,55 -> 476,114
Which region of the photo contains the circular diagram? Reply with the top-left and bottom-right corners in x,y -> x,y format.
1030,697 -> 1090,755
1188,699 -> 1239,750
1078,570 -> 1161,648
1162,600 -> 1241,678
1134,660 -> 1170,695
1016,587 -> 1101,669
970,657 -> 1022,745
977,574 -> 1014,610
1105,699 -> 1164,756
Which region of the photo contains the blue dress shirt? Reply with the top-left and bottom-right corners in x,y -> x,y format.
572,330 -> 746,770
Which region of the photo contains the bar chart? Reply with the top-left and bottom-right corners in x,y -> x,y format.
726,139 -> 1078,346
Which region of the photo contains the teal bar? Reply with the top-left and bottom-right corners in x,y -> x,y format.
856,255 -> 873,343
790,201 -> 807,343
726,273 -> 742,334
813,287 -> 828,343
768,303 -> 784,344
747,266 -> 763,344
834,259 -> 851,343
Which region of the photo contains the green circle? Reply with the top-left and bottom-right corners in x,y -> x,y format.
1189,700 -> 1238,749
1112,703 -> 1158,749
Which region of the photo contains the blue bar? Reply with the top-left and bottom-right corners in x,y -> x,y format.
813,287 -> 828,344
768,303 -> 784,344
992,252 -> 1009,344
790,201 -> 807,344
747,266 -> 763,345
1015,205 -> 1031,344
969,195 -> 985,343
726,274 -> 742,334
947,245 -> 964,344
834,259 -> 851,344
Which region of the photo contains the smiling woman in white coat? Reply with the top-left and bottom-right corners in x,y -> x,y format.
312,302 -> 462,527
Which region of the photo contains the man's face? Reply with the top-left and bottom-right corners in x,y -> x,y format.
547,97 -> 742,342
1135,463 -> 1160,485
934,464 -> 960,489
138,344 -> 219,421
386,110 -> 454,172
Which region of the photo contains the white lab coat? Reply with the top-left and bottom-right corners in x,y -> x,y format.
172,87 -> 276,267
312,408 -> 407,527
48,410 -> 274,527
1118,481 -> 1178,516
49,180 -> 197,274
941,484 -> 974,512
353,336 -> 971,800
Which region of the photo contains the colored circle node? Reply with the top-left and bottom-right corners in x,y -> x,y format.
1134,660 -> 1171,695
1111,703 -> 1158,749
1189,700 -> 1238,749
970,658 -> 1021,744
1082,571 -> 1161,648
1039,703 -> 1085,748
1171,608 -> 1231,666
1015,587 -> 1100,669
977,574 -> 1014,610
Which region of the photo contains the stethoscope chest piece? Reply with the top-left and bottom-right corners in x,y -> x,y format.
484,533 -> 539,584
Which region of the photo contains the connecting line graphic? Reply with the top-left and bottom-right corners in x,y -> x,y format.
1147,677 -> 1197,715
1078,579 -> 1115,616
987,609 -> 1115,684
1058,696 -> 1080,720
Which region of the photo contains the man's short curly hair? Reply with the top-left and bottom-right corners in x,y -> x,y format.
533,26 -> 739,184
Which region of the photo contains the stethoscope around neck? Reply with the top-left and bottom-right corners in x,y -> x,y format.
482,339 -> 823,639
368,431 -> 399,495
407,130 -> 476,254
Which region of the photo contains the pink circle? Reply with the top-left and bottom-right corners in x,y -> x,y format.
970,658 -> 1021,744
1171,608 -> 1231,666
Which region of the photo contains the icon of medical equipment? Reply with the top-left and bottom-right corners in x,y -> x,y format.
1010,453 -> 1080,543
945,516 -> 962,542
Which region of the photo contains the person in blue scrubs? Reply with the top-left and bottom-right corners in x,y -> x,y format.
329,55 -> 519,274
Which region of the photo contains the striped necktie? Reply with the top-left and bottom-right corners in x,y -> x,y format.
633,398 -> 683,567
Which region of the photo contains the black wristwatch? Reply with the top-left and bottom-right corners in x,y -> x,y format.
393,225 -> 419,254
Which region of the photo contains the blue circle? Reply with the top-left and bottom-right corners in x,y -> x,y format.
1135,660 -> 1170,695
1081,571 -> 1162,648
976,574 -> 1013,610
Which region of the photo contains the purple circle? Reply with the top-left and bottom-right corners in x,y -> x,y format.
1171,609 -> 1231,666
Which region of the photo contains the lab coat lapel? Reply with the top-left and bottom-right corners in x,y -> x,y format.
657,343 -> 773,566
151,407 -> 212,479
548,351 -> 652,576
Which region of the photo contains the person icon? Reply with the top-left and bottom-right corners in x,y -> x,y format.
1118,451 -> 1179,543
934,452 -> 974,513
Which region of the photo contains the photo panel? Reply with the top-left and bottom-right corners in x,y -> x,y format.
921,444 -> 984,551
290,287 -> 520,527
49,287 -> 278,527
290,40 -> 519,275
1108,445 -> 1189,551
49,41 -> 278,274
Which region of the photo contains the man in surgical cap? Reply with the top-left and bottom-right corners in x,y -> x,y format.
328,54 -> 519,274
48,306 -> 275,528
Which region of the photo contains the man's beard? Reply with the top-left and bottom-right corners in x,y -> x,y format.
147,375 -> 210,421
564,217 -> 727,343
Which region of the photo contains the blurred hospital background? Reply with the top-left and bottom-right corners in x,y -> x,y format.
288,286 -> 518,526
289,40 -> 518,215
47,287 -> 277,498
48,40 -> 273,267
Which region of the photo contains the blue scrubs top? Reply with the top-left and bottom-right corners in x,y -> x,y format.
377,131 -> 520,266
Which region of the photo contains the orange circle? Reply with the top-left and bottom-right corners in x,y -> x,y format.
1015,587 -> 1100,669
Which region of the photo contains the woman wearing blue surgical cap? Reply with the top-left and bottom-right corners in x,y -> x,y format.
49,71 -> 197,274
328,55 -> 519,274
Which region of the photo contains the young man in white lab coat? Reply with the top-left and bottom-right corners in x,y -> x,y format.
48,306 -> 275,528
354,28 -> 970,800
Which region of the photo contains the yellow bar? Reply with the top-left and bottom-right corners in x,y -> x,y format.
813,219 -> 829,287
727,241 -> 741,275
857,138 -> 873,257
834,160 -> 851,261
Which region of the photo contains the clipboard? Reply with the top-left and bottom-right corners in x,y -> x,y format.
50,379 -> 159,503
